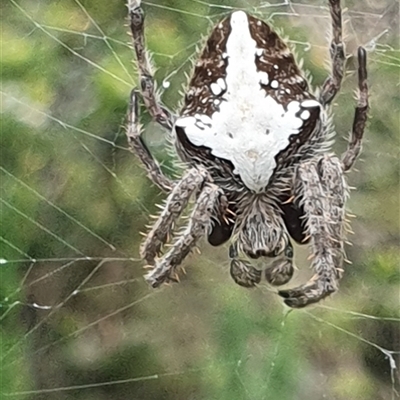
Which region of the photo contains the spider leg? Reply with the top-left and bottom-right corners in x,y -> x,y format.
141,167 -> 210,265
319,0 -> 345,106
128,0 -> 174,130
341,47 -> 369,172
126,90 -> 174,192
145,182 -> 221,288
279,155 -> 346,308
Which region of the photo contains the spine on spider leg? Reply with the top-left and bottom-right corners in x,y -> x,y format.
140,167 -> 210,266
127,0 -> 173,130
297,158 -> 347,289
342,47 -> 369,172
126,90 -> 174,192
145,183 -> 220,288
320,0 -> 346,106
128,0 -> 146,73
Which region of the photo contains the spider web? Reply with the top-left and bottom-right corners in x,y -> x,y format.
1,0 -> 399,399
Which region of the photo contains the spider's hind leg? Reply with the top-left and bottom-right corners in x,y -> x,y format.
279,155 -> 346,308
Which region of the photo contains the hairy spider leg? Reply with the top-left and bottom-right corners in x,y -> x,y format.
279,155 -> 346,308
141,167 -> 211,265
342,47 -> 369,171
319,0 -> 346,106
128,0 -> 174,130
145,182 -> 222,288
126,90 -> 174,192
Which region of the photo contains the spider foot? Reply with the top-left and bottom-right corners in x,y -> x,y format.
278,274 -> 338,308
230,259 -> 261,288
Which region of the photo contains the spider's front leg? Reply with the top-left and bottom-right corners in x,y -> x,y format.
141,167 -> 210,265
145,182 -> 222,288
126,90 -> 174,192
279,155 -> 346,308
128,0 -> 173,130
319,0 -> 345,106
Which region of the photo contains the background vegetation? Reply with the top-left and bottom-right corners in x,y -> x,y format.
1,0 -> 399,399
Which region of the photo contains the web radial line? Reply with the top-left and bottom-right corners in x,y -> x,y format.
0,261 -> 77,317
1,199 -> 86,256
2,92 -> 129,150
20,261 -> 77,294
0,301 -> 24,322
0,236 -> 34,261
305,311 -> 400,397
3,291 -> 158,369
74,0 -> 135,84
17,262 -> 35,292
78,277 -> 142,293
0,259 -> 106,365
41,25 -> 132,47
262,310 -> 291,399
1,168 -> 116,251
77,141 -> 151,214
2,364 -> 232,396
144,1 -> 212,19
3,256 -> 139,264
317,305 -> 400,322
10,0 -> 131,88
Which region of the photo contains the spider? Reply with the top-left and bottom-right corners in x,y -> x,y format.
126,0 -> 368,308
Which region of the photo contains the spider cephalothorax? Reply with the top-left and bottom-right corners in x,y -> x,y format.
126,0 -> 368,308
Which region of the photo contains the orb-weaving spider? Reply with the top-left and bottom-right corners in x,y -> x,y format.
126,0 -> 368,308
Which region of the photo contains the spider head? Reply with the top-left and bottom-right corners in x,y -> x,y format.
236,198 -> 289,259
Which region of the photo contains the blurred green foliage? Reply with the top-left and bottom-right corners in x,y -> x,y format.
1,0 -> 399,399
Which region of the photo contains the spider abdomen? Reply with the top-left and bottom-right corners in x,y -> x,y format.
175,11 -> 323,193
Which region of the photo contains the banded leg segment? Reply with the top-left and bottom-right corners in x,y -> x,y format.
319,0 -> 346,106
342,47 -> 368,171
128,0 -> 174,130
279,155 -> 346,308
141,167 -> 210,265
145,183 -> 221,288
126,90 -> 174,192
